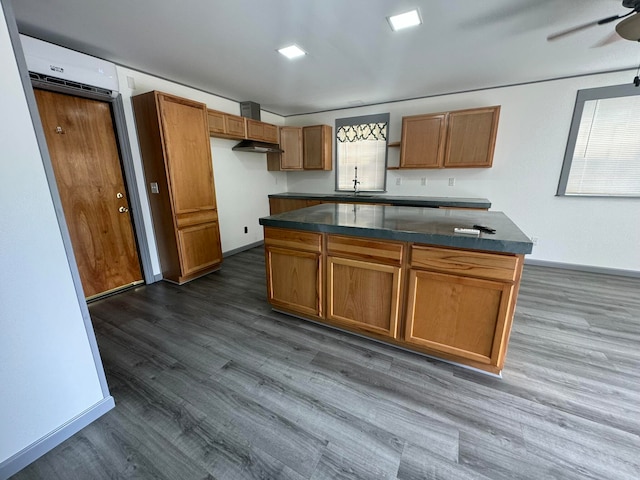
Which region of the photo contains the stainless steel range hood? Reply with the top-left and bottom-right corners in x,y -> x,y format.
232,101 -> 283,154
232,139 -> 283,154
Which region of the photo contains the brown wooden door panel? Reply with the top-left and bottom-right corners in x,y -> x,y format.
280,127 -> 303,170
400,114 -> 447,168
303,125 -> 332,170
159,95 -> 216,213
266,246 -> 322,317
444,107 -> 499,168
35,89 -> 143,298
327,256 -> 401,338
225,115 -> 246,138
405,269 -> 512,364
177,221 -> 222,276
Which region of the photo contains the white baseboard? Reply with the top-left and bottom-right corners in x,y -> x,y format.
0,396 -> 115,479
524,258 -> 640,278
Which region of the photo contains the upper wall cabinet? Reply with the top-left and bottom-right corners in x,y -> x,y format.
267,124 -> 333,172
267,126 -> 303,171
303,125 -> 332,170
400,106 -> 500,169
246,118 -> 279,143
207,108 -> 279,144
207,109 -> 246,140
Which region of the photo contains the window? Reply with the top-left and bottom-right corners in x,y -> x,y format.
557,84 -> 640,197
335,113 -> 389,192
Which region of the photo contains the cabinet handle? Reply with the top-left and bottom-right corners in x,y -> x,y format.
118,206 -> 129,213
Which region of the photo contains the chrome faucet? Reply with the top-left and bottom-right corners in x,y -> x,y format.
352,166 -> 361,195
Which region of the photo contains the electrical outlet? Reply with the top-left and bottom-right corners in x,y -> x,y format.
150,182 -> 159,194
420,177 -> 427,186
531,236 -> 539,246
396,177 -> 402,186
244,226 -> 248,234
448,177 -> 455,187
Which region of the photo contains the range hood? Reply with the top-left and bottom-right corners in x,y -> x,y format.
232,139 -> 283,154
231,101 -> 283,154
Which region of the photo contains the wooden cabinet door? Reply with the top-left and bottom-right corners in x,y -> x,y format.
225,114 -> 246,138
280,127 -> 303,170
400,113 -> 447,168
303,125 -> 332,170
266,246 -> 322,317
247,119 -> 278,142
207,109 -> 225,135
177,221 -> 222,276
327,256 -> 401,338
262,123 -> 279,143
404,269 -> 512,365
159,95 -> 217,213
444,106 -> 500,168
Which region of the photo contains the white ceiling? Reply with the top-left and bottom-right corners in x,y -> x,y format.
12,0 -> 640,116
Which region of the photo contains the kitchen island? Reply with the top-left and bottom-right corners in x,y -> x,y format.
259,203 -> 533,375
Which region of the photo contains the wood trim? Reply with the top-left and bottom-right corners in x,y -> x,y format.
175,208 -> 218,228
410,245 -> 519,282
264,227 -> 322,252
327,234 -> 403,265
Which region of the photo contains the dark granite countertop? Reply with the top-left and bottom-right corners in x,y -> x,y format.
259,203 -> 533,254
268,192 -> 491,209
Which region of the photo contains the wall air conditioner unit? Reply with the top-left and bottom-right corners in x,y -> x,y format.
19,34 -> 119,97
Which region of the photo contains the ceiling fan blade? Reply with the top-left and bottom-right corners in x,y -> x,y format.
547,19 -> 601,41
547,14 -> 624,41
591,31 -> 622,48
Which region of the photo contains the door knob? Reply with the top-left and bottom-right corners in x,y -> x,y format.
119,206 -> 129,213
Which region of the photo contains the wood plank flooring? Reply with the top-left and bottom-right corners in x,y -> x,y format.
12,247 -> 640,479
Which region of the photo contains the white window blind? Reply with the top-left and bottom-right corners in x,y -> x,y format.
560,87 -> 640,197
335,114 -> 389,192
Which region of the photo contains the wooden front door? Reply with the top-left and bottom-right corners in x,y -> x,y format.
34,89 -> 143,299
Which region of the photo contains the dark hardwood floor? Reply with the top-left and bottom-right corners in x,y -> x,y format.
12,247 -> 640,479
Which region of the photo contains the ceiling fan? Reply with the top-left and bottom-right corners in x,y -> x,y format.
547,0 -> 640,42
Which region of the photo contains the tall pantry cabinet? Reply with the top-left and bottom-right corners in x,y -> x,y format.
132,91 -> 222,284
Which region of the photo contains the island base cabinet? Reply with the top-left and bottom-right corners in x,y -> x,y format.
327,256 -> 401,339
405,270 -> 513,366
262,225 -> 525,374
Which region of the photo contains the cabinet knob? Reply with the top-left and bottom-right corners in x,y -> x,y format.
118,206 -> 129,213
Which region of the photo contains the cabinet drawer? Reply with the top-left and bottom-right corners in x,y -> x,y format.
411,245 -> 519,282
175,209 -> 218,228
327,235 -> 403,265
264,227 -> 322,253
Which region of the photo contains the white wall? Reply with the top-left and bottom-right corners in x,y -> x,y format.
0,2 -> 105,464
115,67 -> 287,273
284,72 -> 640,273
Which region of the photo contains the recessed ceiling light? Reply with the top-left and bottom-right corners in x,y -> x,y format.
278,45 -> 307,59
387,9 -> 422,31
